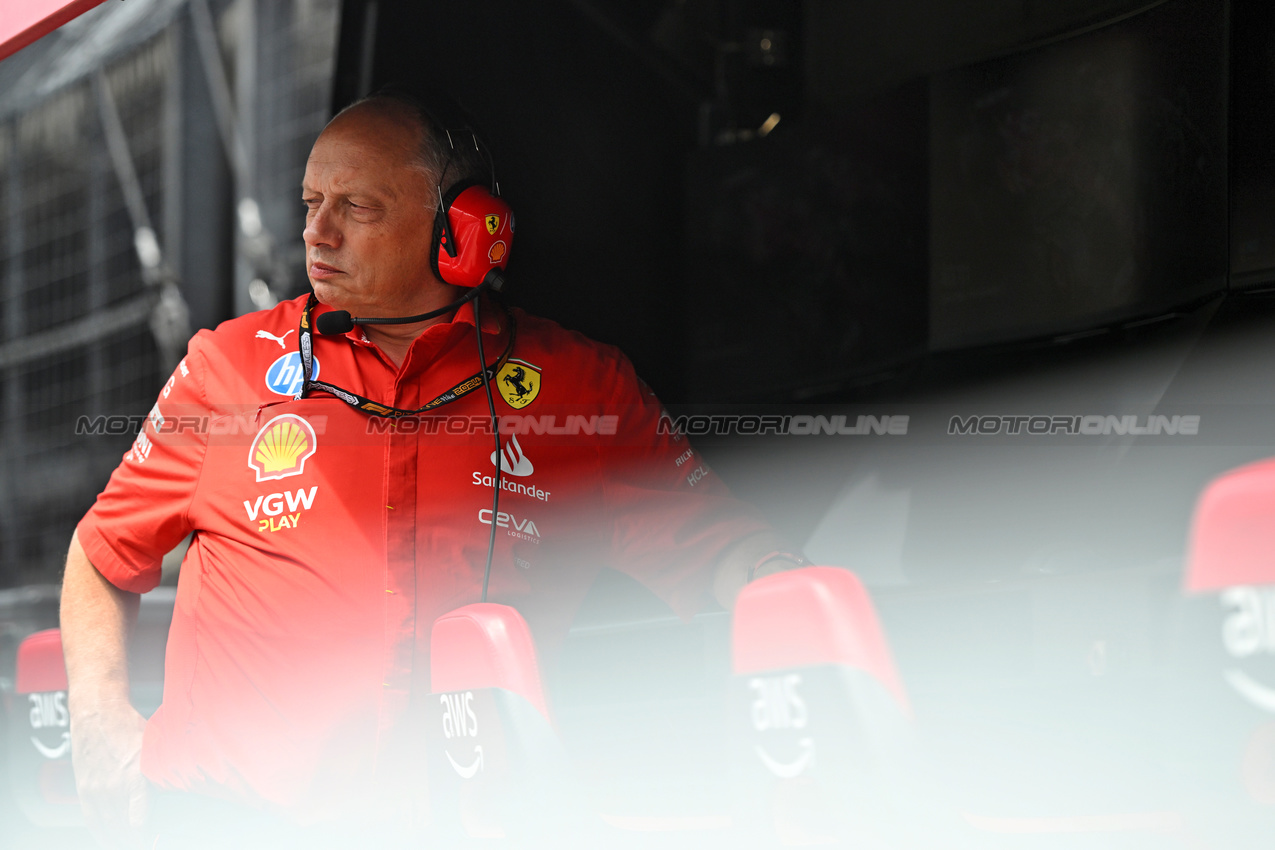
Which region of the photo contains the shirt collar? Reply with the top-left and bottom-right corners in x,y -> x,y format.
321,292 -> 502,347
449,294 -> 503,335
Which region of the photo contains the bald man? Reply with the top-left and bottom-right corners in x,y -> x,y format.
61,94 -> 802,848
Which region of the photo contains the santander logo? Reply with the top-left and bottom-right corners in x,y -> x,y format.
491,433 -> 534,477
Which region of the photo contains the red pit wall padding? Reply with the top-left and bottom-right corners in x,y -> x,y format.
732,567 -> 911,713
16,629 -> 68,695
431,603 -> 551,721
1186,458 -> 1275,593
0,0 -> 108,63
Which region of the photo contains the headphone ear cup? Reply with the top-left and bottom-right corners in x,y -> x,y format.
431,182 -> 515,288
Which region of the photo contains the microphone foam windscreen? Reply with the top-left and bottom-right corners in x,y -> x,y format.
316,311 -> 355,335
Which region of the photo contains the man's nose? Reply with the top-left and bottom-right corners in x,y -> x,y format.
303,204 -> 340,249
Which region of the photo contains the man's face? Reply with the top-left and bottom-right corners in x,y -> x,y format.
302,107 -> 442,316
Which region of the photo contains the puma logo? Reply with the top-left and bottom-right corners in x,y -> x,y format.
256,329 -> 295,348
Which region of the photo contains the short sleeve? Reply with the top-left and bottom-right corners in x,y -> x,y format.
598,357 -> 770,617
76,337 -> 211,593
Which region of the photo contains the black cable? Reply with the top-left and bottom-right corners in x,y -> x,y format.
354,285 -> 482,324
315,285 -> 485,335
474,295 -> 501,603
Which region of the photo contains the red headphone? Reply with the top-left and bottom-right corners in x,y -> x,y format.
431,179 -> 514,288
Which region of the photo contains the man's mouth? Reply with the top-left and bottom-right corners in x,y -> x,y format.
309,261 -> 345,280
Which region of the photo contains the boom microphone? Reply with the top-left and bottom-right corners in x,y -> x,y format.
315,270 -> 503,336
314,311 -> 355,335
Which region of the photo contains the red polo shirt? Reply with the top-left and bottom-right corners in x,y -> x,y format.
76,294 -> 766,822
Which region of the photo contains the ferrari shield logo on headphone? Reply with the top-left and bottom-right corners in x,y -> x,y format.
485,214 -> 501,235
497,359 -> 540,409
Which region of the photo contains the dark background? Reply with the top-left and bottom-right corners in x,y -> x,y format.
332,0 -> 1270,404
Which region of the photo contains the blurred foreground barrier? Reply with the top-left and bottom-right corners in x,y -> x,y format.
427,603 -> 598,845
9,628 -> 81,827
729,567 -> 962,847
1177,459 -> 1275,842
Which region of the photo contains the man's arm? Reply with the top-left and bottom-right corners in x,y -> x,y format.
60,530 -> 149,846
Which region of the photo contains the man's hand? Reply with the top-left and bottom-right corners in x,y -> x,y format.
712,531 -> 806,609
60,531 -> 149,848
69,698 -> 149,847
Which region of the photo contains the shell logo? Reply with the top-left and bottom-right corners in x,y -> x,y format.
247,414 -> 317,482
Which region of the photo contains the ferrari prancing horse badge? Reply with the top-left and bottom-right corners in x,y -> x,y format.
497,359 -> 540,409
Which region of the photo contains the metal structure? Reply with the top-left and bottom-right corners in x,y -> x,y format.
0,0 -> 340,588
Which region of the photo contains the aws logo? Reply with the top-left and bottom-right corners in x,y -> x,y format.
28,691 -> 70,759
248,415 -> 317,482
1221,586 -> 1275,713
439,691 -> 485,779
440,691 -> 479,739
748,673 -> 814,779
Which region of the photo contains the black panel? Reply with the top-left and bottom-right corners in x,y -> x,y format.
365,1 -> 700,400
683,85 -> 929,401
336,0 -> 1233,396
1230,0 -> 1275,286
929,0 -> 1228,349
